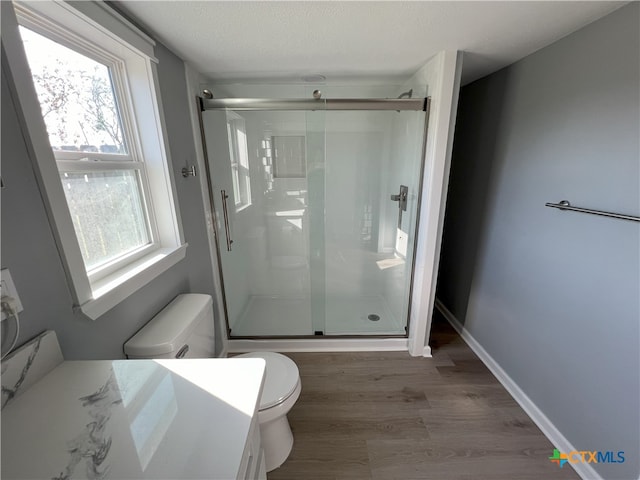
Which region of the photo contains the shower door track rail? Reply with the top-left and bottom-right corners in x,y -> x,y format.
200,97 -> 428,112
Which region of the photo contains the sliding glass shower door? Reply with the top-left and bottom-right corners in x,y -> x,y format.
321,109 -> 424,335
202,101 -> 425,338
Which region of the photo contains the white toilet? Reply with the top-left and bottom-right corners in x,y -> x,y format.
124,294 -> 301,472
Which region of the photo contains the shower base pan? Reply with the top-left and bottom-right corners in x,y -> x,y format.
230,294 -> 406,337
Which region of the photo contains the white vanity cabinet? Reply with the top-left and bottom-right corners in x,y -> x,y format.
240,414 -> 267,480
1,358 -> 267,480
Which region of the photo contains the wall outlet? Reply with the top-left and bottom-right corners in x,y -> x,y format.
1,269 -> 24,321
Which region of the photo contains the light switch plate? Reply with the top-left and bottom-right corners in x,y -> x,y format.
1,269 -> 23,320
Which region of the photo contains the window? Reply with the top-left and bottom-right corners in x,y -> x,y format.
226,112 -> 251,211
4,1 -> 186,319
19,25 -> 157,278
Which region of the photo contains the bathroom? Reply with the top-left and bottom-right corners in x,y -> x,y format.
0,2 -> 456,358
2,1 -> 638,479
1,0 -> 456,476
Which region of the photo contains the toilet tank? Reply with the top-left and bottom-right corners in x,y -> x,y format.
124,294 -> 216,359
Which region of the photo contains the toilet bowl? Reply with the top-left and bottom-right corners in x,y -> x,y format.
124,294 -> 301,472
236,352 -> 301,472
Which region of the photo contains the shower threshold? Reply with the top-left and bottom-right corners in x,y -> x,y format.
226,337 -> 409,354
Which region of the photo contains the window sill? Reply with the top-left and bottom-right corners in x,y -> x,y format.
76,243 -> 188,320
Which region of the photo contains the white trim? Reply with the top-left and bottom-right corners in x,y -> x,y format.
87,242 -> 158,282
78,2 -> 156,56
19,0 -> 157,61
79,244 -> 187,320
227,338 -> 408,354
421,345 -> 432,357
434,298 -> 603,480
408,50 -> 463,356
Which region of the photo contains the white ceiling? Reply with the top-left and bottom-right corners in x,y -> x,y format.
116,1 -> 625,86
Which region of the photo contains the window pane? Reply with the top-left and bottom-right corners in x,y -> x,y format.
60,170 -> 151,270
19,26 -> 128,155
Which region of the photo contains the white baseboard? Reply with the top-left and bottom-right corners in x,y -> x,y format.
434,298 -> 602,480
422,345 -> 432,357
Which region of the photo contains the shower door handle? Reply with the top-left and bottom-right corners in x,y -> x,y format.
390,185 -> 408,228
221,190 -> 233,251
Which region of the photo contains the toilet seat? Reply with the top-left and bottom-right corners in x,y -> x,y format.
236,352 -> 300,409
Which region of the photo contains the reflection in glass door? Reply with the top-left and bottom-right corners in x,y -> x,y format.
203,109 -> 320,336
202,101 -> 426,338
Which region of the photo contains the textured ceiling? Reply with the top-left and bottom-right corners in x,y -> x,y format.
116,1 -> 625,85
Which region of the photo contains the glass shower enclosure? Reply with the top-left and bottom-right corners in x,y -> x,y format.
200,92 -> 428,338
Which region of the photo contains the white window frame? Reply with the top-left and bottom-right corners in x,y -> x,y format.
2,0 -> 187,320
17,20 -> 160,283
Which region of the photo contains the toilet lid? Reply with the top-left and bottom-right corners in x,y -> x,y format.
237,352 -> 300,409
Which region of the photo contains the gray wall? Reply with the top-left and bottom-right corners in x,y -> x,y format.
437,4 -> 639,480
1,40 -> 219,359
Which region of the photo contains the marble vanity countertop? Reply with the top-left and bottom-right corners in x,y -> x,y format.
1,358 -> 266,480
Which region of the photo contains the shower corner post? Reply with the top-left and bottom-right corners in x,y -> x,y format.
406,113 -> 436,358
403,96 -> 432,357
407,50 -> 464,358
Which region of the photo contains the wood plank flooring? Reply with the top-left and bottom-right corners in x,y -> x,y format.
267,311 -> 580,480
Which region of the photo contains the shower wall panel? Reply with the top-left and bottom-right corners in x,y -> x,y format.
324,115 -> 390,299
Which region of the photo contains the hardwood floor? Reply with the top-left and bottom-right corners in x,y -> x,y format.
267,311 -> 580,480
